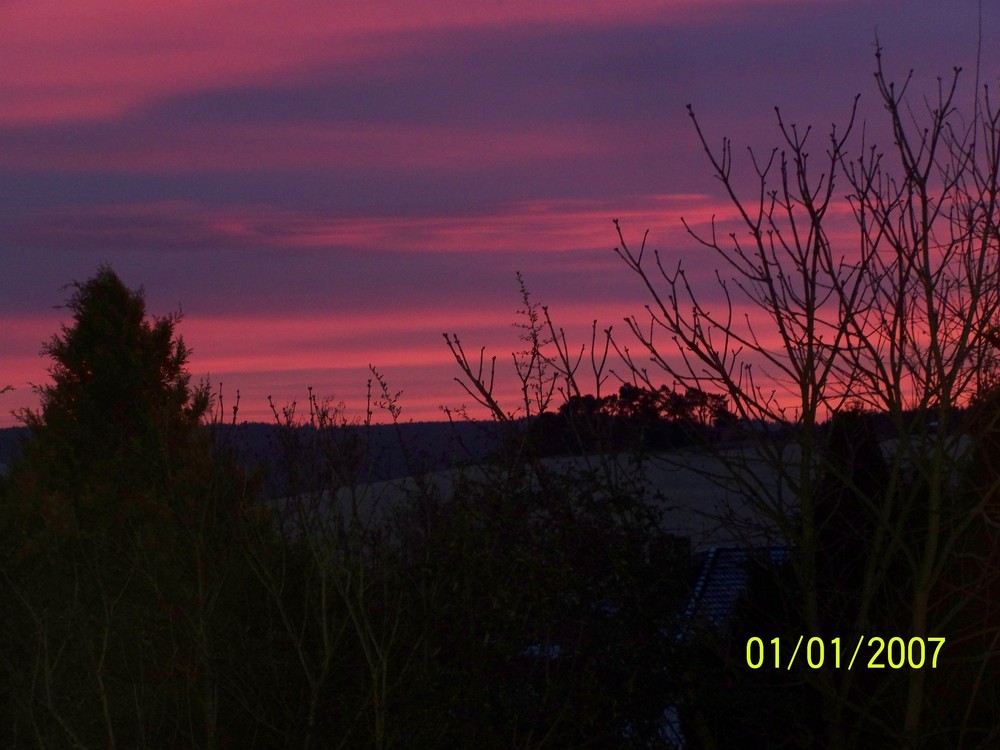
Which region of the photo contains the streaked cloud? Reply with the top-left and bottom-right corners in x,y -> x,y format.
2,0 -> 997,426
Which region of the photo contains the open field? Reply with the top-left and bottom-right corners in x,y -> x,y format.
268,441 -> 796,551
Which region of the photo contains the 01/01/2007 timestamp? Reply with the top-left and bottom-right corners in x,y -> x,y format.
745,636 -> 946,670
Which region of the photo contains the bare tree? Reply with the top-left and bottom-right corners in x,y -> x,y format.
613,48 -> 1000,748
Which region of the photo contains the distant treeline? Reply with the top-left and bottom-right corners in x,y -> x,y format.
516,383 -> 735,456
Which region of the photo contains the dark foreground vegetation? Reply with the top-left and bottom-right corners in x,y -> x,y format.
0,268 -> 695,748
5,262 -> 1000,750
7,50 -> 1000,749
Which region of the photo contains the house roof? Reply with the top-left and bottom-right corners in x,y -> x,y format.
684,546 -> 789,629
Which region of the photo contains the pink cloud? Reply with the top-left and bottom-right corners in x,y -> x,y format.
0,1 -> 407,126
2,0 -> 893,431
0,121 -> 620,172
8,193 -> 720,255
2,291 -> 660,427
0,0 -> 803,126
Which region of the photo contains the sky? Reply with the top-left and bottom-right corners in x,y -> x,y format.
2,0 -> 998,426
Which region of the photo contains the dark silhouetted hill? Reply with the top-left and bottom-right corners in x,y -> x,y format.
0,421 -> 503,496
211,420 -> 504,498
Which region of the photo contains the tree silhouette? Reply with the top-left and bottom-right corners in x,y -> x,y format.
1,265 -> 257,748
19,264 -> 208,497
449,48 -> 1000,749
610,48 -> 1000,748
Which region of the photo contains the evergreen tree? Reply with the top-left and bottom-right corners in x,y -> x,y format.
19,264 -> 208,500
1,266 -> 260,748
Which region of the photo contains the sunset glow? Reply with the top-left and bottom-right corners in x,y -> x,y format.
3,0 -> 997,426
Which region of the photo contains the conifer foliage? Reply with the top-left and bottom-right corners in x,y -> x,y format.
1,266 -> 254,749
21,264 -> 209,494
